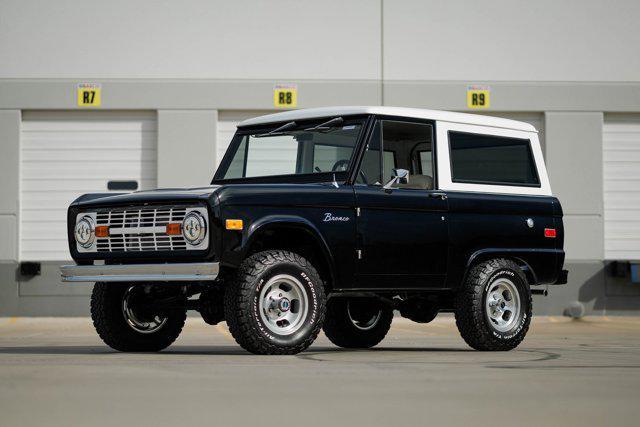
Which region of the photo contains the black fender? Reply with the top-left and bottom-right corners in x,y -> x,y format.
456,248 -> 563,288
229,214 -> 338,286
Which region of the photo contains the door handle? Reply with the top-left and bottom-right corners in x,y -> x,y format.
428,192 -> 447,200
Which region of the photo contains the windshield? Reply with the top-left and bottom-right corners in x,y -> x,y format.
215,117 -> 365,181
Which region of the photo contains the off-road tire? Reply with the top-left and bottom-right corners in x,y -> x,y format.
91,283 -> 187,352
224,250 -> 326,355
455,258 -> 532,351
323,298 -> 393,349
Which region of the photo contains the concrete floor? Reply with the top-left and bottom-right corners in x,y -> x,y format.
0,315 -> 639,427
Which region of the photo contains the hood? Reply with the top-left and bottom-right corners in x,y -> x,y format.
72,185 -> 222,208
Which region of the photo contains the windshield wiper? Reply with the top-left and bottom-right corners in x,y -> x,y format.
253,121 -> 297,138
304,117 -> 344,132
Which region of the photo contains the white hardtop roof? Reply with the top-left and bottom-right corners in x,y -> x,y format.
238,106 -> 537,132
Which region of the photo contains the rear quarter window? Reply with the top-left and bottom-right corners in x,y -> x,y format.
448,131 -> 540,187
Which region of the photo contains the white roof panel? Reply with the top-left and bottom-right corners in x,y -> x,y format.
238,106 -> 538,132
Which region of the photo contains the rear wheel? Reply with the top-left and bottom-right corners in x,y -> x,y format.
455,259 -> 532,351
323,298 -> 393,349
91,283 -> 187,352
224,250 -> 326,355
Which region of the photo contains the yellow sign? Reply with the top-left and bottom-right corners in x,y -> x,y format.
77,83 -> 101,107
467,85 -> 490,109
274,83 -> 297,108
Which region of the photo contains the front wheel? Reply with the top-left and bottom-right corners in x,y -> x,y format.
455,258 -> 532,351
323,298 -> 393,349
224,250 -> 326,355
90,283 -> 187,352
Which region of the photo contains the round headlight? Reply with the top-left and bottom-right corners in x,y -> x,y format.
182,212 -> 206,245
74,216 -> 95,248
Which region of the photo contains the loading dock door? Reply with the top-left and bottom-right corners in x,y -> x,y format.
603,114 -> 640,260
20,111 -> 157,261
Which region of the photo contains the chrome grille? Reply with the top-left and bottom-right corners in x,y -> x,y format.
95,206 -> 189,252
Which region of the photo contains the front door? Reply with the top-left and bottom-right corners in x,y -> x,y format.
354,119 -> 448,289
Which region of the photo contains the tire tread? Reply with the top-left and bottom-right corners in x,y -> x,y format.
224,250 -> 326,355
91,283 -> 186,352
323,299 -> 393,349
454,258 -> 532,351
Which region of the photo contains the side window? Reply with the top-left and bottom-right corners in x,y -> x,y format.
448,131 -> 540,186
357,120 -> 434,190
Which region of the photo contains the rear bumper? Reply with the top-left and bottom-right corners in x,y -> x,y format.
554,269 -> 569,285
60,262 -> 219,283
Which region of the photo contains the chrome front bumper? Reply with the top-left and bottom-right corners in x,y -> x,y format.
60,262 -> 219,283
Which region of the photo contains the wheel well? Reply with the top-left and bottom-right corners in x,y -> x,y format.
246,224 -> 334,291
465,255 -> 537,287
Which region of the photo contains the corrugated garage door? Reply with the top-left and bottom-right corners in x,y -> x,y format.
20,111 -> 157,261
216,111 -> 272,166
603,114 -> 640,260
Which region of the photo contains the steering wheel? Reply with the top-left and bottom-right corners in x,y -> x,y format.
331,159 -> 350,172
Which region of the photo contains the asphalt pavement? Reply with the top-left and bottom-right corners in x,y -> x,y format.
1,315 -> 639,427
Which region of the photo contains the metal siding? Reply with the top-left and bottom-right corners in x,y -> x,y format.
20,111 -> 157,261
604,114 -> 640,260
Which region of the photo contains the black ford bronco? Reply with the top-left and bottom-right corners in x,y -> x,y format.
61,107 -> 567,354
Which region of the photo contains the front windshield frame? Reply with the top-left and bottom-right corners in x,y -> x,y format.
212,115 -> 369,183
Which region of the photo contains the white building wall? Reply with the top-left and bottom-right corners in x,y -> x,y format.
4,1 -> 639,82
0,0 -> 381,80
384,0 -> 640,82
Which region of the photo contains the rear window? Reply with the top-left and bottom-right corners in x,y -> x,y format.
448,131 -> 540,187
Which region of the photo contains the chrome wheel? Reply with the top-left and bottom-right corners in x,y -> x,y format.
122,286 -> 167,334
347,301 -> 382,331
485,278 -> 521,332
258,274 -> 308,336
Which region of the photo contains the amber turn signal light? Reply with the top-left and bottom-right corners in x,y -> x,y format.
95,226 -> 109,238
166,223 -> 182,235
225,219 -> 244,230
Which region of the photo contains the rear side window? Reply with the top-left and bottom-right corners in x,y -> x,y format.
448,131 -> 540,187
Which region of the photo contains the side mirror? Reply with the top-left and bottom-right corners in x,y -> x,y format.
383,168 -> 409,189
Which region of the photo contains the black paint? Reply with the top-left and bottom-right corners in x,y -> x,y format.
67,113 -> 567,299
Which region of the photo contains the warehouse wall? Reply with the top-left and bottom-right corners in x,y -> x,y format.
2,0 -> 639,82
384,0 -> 640,82
1,0 -> 640,316
157,111 -> 218,188
0,111 -> 19,262
544,113 -> 605,314
0,0 -> 381,80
